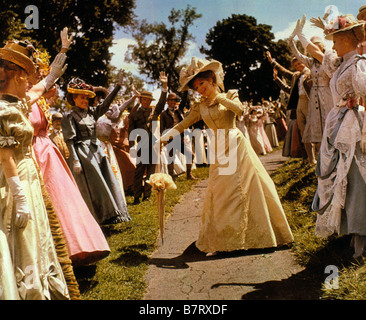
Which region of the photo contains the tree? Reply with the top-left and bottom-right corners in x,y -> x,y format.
200,14 -> 292,103
125,5 -> 202,93
0,0 -> 136,88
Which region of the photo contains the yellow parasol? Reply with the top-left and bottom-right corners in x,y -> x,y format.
146,145 -> 176,244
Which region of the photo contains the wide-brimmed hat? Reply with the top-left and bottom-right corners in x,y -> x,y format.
178,57 -> 224,92
0,40 -> 36,76
324,14 -> 365,41
66,77 -> 96,98
357,5 -> 366,20
94,86 -> 110,99
138,90 -> 155,100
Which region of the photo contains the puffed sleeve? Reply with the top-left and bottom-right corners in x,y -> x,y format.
352,57 -> 366,98
215,90 -> 244,117
160,102 -> 202,141
0,102 -> 25,149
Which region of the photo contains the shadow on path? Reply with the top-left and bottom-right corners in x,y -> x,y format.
148,241 -> 291,269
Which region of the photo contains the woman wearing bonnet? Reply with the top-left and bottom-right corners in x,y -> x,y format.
157,57 -> 294,255
303,13 -> 366,259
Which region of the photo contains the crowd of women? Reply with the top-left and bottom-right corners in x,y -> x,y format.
266,5 -> 366,261
1,4 -> 366,300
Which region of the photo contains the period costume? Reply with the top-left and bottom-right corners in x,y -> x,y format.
0,95 -> 69,299
289,40 -> 335,143
110,113 -> 136,193
160,58 -> 294,253
257,110 -> 272,153
29,97 -> 110,266
264,110 -> 279,147
247,112 -> 266,155
49,112 -> 70,166
271,58 -> 312,159
62,78 -> 130,225
128,89 -> 167,202
160,93 -> 195,178
311,15 -> 366,257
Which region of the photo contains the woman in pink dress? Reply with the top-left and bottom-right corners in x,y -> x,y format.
29,50 -> 110,266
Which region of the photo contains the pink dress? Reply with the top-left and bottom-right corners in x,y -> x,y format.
258,116 -> 272,153
29,100 -> 110,266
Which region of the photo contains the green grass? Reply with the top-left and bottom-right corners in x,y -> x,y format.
75,166 -> 209,300
75,155 -> 366,300
271,158 -> 366,300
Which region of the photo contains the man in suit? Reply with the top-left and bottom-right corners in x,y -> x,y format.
160,92 -> 196,180
128,72 -> 168,204
266,52 -> 315,163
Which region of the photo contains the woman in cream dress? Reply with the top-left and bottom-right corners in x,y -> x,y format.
158,57 -> 294,254
0,40 -> 69,299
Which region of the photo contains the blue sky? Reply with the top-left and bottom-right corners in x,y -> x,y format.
110,0 -> 363,92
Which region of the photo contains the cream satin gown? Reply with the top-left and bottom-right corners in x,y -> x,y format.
161,90 -> 294,253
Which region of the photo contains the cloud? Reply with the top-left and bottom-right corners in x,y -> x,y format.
274,20 -> 333,51
110,37 -> 139,74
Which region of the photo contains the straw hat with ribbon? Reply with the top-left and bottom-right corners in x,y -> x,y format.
0,40 -> 36,76
324,14 -> 365,41
66,77 -> 96,98
178,57 -> 225,92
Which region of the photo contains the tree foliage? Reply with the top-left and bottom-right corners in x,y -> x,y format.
0,0 -> 136,88
201,14 -> 292,103
126,5 -> 201,93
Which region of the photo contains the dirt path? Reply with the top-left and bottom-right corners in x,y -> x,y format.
143,149 -> 315,300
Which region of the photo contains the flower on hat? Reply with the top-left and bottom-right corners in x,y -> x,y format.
66,77 -> 96,99
324,14 -> 359,36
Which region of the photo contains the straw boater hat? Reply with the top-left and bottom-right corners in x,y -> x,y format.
324,14 -> 365,41
0,40 -> 36,76
178,57 -> 224,92
357,5 -> 366,21
138,90 -> 155,100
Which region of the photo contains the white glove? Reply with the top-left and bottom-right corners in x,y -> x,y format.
7,176 -> 31,229
297,15 -> 311,49
60,27 -> 73,50
288,18 -> 300,41
73,160 -> 83,174
361,131 -> 366,154
41,53 -> 68,91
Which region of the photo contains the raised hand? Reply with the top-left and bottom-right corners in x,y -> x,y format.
310,17 -> 325,30
159,71 -> 168,89
60,27 -> 73,50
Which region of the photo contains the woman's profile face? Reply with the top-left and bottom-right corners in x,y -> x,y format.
73,94 -> 89,109
192,76 -> 216,97
332,33 -> 352,57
